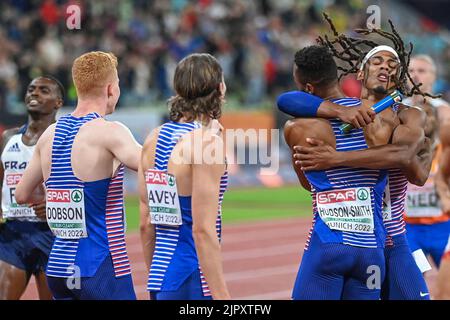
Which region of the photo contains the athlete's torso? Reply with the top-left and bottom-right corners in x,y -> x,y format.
1,129 -> 42,222
147,121 -> 228,297
45,113 -> 131,278
305,97 -> 388,248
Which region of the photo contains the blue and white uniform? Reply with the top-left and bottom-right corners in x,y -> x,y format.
44,113 -> 135,300
293,98 -> 388,300
0,126 -> 54,276
381,167 -> 430,300
147,121 -> 228,300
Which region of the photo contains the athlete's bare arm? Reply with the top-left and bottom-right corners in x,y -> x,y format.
0,128 -> 20,219
14,128 -> 50,205
435,121 -> 450,215
191,126 -> 230,300
284,118 -> 336,192
294,107 -> 431,185
104,121 -> 142,171
138,128 -> 158,271
316,101 -> 376,128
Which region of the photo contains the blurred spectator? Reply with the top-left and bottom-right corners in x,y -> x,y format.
0,0 -> 449,120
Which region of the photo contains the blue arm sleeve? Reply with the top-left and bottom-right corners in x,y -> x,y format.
276,91 -> 323,117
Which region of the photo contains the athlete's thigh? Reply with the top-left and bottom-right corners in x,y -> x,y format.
153,270 -> 212,300
292,238 -> 347,300
0,260 -> 29,300
342,248 -> 385,300
35,271 -> 52,300
383,244 -> 429,300
405,224 -> 422,253
46,276 -> 76,300
428,223 -> 450,267
78,256 -> 136,300
436,255 -> 450,299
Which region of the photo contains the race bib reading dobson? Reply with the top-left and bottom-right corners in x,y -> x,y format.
46,189 -> 87,239
316,187 -> 374,233
146,169 -> 182,226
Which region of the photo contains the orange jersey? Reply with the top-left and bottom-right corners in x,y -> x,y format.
405,144 -> 450,225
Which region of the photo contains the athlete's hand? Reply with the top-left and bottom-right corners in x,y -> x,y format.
336,105 -> 376,129
293,138 -> 338,171
30,200 -> 47,220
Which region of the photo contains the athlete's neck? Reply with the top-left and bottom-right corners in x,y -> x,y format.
361,87 -> 388,103
72,98 -> 108,117
26,112 -> 56,135
316,84 -> 346,101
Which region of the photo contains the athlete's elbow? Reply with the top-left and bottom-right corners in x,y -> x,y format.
193,224 -> 215,245
14,185 -> 29,205
410,173 -> 429,187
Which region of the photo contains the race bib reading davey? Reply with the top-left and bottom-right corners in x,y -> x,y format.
46,189 -> 88,239
146,169 -> 182,226
316,187 -> 374,233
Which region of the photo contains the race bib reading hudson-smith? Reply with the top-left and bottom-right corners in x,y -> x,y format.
46,189 -> 87,239
316,187 -> 374,233
146,169 -> 182,226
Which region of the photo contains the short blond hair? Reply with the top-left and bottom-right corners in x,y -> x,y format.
72,51 -> 118,98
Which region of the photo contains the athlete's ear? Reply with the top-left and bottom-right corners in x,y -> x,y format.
305,83 -> 314,94
55,97 -> 63,109
107,84 -> 113,98
219,81 -> 226,98
356,69 -> 364,81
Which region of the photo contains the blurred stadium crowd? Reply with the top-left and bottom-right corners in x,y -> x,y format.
1,0 -> 450,122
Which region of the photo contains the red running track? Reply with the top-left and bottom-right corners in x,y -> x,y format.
20,216 -> 438,300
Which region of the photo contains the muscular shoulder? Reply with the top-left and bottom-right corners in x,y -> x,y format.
398,104 -> 426,127
35,123 -> 57,148
82,119 -> 133,142
284,118 -> 331,136
142,126 -> 161,153
284,118 -> 333,147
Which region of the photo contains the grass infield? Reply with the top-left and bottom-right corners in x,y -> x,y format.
125,185 -> 312,231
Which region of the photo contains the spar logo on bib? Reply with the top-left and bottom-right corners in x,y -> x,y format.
146,170 -> 168,185
168,175 -> 175,187
71,190 -> 83,203
317,189 -> 357,204
47,190 -> 70,202
357,188 -> 369,201
47,190 -> 83,203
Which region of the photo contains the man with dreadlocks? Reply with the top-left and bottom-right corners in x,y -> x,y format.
283,44 -> 390,300
279,14 -> 436,300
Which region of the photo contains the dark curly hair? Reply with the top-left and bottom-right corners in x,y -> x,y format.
317,12 -> 440,99
294,45 -> 338,88
168,53 -> 224,122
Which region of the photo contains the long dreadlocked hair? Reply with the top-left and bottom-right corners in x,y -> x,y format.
317,12 -> 440,99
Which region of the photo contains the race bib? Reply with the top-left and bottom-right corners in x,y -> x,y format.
316,187 -> 374,233
406,182 -> 441,218
46,189 -> 88,239
146,169 -> 182,226
3,173 -> 36,219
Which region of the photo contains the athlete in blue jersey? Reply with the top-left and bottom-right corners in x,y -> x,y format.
0,76 -> 63,299
15,51 -> 141,300
283,45 -> 389,300
139,53 -> 230,300
283,20 -> 437,300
